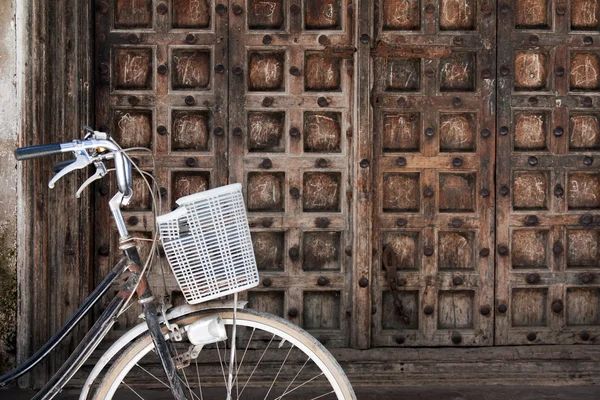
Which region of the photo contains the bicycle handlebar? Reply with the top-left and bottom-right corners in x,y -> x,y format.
15,138 -> 133,199
14,143 -> 64,160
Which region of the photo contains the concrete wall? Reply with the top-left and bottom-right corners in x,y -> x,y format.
0,0 -> 18,373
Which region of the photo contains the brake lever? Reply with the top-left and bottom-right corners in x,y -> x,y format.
49,149 -> 93,189
76,161 -> 107,198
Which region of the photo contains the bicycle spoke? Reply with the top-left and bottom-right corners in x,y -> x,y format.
216,340 -> 229,388
96,312 -> 352,400
122,381 -> 146,400
133,362 -> 202,400
134,364 -> 169,388
238,333 -> 276,397
233,327 -> 255,388
194,358 -> 204,400
309,391 -> 336,400
282,357 -> 310,396
274,372 -> 325,399
263,344 -> 295,400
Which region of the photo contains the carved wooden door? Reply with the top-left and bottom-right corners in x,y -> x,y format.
369,0 -> 496,346
496,0 -> 600,345
228,0 -> 355,348
94,0 -> 600,350
94,0 -> 229,329
94,0 -> 356,345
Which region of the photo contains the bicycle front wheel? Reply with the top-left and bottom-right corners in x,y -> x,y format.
92,309 -> 356,400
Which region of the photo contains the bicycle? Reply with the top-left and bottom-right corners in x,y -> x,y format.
1,127 -> 356,400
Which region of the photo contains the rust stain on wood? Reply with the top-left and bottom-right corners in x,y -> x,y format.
382,291 -> 419,329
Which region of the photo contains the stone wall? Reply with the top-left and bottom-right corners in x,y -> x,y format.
0,0 -> 18,373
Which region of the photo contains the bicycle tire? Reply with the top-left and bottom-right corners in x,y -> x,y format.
92,308 -> 356,400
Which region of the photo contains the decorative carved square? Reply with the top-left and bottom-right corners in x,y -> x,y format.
303,172 -> 341,212
383,173 -> 420,212
303,231 -> 341,271
248,111 -> 285,152
247,172 -> 285,211
511,229 -> 548,269
171,110 -> 210,151
439,173 -> 476,212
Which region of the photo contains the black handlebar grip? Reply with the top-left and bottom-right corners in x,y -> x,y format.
14,144 -> 63,161
52,159 -> 77,173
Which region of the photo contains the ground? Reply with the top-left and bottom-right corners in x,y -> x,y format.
2,386 -> 600,399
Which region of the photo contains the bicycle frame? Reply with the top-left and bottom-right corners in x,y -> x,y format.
0,243 -> 188,399
6,135 -> 190,399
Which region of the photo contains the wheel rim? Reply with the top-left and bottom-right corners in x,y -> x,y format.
99,311 -> 351,400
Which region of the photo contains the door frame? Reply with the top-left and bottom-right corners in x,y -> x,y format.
16,0 -> 94,388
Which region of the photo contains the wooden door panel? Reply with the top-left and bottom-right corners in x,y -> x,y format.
95,0 -> 229,329
496,0 -> 600,345
228,0 -> 355,347
370,0 -> 496,347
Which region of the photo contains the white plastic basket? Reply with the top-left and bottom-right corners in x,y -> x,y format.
156,183 -> 259,304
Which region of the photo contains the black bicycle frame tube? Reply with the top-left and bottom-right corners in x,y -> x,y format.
0,257 -> 129,387
30,255 -> 140,400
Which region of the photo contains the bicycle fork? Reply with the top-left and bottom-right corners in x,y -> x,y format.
123,244 -> 188,400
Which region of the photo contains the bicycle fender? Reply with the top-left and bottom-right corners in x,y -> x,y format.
79,300 -> 247,400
